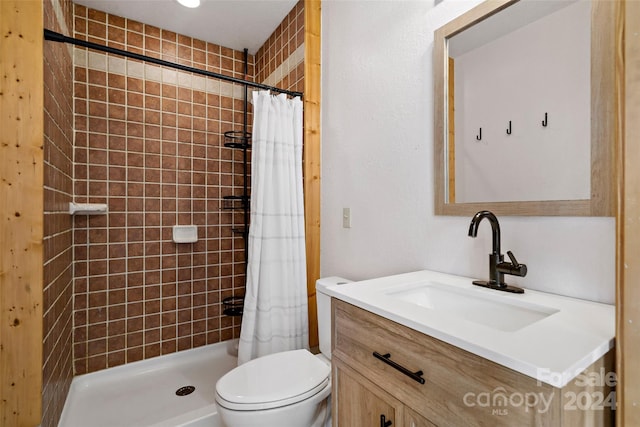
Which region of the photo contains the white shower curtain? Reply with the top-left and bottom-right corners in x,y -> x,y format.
237,91 -> 308,365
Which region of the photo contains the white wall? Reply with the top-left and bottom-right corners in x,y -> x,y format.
321,0 -> 615,304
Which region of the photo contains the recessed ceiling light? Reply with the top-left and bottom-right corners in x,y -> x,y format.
176,0 -> 200,8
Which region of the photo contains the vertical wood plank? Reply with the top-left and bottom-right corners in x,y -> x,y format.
617,0 -> 640,424
304,0 -> 321,349
0,1 -> 45,426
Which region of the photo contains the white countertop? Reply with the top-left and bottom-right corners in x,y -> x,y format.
326,270 -> 615,388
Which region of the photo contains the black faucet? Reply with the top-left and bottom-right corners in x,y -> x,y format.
468,210 -> 527,293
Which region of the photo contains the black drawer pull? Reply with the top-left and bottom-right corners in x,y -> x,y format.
380,414 -> 392,427
373,351 -> 425,384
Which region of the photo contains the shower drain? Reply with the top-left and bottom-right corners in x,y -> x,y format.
175,385 -> 195,396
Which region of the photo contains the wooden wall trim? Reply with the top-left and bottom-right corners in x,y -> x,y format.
304,0 -> 322,349
0,1 -> 45,425
617,0 -> 640,424
590,0 -> 617,217
447,57 -> 455,204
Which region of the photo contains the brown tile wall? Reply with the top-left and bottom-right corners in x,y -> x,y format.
38,0 -> 306,422
73,5 -> 253,374
255,0 -> 305,93
43,0 -> 75,425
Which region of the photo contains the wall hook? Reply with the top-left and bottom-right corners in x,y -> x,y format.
476,128 -> 482,141
542,112 -> 548,127
506,121 -> 512,135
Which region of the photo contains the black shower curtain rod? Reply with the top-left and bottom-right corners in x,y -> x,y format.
44,29 -> 303,98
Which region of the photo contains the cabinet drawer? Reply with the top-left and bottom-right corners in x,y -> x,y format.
332,299 -> 558,426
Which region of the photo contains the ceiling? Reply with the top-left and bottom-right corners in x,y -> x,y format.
73,0 -> 299,54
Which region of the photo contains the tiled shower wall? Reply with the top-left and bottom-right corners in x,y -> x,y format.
43,0 -> 75,425
38,0 -> 305,423
255,0 -> 305,92
72,5 -> 254,374
67,1 -> 304,376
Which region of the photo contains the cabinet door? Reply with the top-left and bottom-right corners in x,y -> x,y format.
334,361 -> 403,427
405,407 -> 437,427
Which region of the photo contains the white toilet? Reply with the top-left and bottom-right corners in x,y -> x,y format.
215,277 -> 350,427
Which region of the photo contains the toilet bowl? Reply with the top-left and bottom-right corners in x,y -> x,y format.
215,277 -> 351,427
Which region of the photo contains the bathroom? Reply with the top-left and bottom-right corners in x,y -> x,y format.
1,0 -> 638,426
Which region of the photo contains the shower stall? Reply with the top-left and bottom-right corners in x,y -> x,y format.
45,3 -> 302,376
12,0 -> 319,426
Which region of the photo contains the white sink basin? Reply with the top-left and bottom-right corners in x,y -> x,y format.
325,270 -> 615,387
386,281 -> 559,332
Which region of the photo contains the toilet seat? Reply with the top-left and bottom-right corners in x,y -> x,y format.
215,349 -> 331,411
216,377 -> 330,411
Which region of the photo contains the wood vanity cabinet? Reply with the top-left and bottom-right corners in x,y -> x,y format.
331,299 -> 614,427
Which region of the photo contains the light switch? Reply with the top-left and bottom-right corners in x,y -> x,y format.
342,208 -> 351,228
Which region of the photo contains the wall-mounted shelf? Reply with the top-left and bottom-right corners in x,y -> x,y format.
222,195 -> 250,211
232,228 -> 248,236
69,202 -> 108,215
223,295 -> 244,316
223,131 -> 251,149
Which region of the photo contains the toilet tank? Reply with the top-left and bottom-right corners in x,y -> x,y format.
316,277 -> 352,359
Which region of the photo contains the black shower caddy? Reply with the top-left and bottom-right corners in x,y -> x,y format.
222,50 -> 251,317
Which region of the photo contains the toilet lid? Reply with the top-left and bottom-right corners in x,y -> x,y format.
216,349 -> 330,410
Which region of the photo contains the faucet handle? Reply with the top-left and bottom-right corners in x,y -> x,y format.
503,250 -> 527,277
506,250 -> 520,266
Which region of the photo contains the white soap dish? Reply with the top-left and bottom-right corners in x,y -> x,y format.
173,225 -> 198,243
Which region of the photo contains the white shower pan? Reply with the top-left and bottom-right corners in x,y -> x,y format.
58,340 -> 238,427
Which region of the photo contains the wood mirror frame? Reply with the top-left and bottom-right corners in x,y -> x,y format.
433,0 -> 616,216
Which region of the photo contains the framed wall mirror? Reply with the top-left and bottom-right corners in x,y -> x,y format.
433,0 -> 616,216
